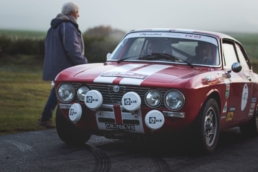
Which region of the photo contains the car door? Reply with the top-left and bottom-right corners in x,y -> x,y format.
235,42 -> 256,118
222,39 -> 253,121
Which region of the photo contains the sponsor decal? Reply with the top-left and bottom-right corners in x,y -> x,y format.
202,76 -> 220,85
124,32 -> 218,46
86,96 -> 98,103
101,71 -> 147,79
229,107 -> 236,112
139,33 -> 162,36
249,102 -> 256,116
252,97 -> 257,103
226,112 -> 234,121
149,117 -> 162,124
124,98 -> 137,105
251,102 -> 256,109
249,109 -> 254,116
222,102 -> 227,113
69,108 -> 77,116
105,123 -> 135,131
185,34 -> 201,39
225,79 -> 230,99
241,84 -> 248,111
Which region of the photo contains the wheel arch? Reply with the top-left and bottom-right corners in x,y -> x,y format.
185,90 -> 221,154
206,90 -> 221,117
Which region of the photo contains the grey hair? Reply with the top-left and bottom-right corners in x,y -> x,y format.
61,2 -> 78,15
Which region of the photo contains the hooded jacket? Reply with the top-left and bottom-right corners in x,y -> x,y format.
42,14 -> 87,81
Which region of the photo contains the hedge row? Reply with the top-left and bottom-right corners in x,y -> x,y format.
0,35 -> 119,63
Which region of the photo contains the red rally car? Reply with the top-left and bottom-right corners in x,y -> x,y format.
54,28 -> 258,154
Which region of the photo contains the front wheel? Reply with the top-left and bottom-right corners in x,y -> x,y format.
56,106 -> 91,145
195,98 -> 220,154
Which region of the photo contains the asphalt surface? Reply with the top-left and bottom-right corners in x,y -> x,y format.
1,127 -> 258,172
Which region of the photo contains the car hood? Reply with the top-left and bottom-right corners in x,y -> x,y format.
56,63 -> 202,86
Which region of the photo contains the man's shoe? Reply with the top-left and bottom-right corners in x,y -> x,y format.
38,119 -> 56,128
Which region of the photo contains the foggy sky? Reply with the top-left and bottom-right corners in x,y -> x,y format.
0,0 -> 258,33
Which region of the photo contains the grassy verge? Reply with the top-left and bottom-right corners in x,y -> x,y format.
0,56 -> 54,135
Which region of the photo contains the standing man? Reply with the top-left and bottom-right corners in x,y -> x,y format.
38,2 -> 87,128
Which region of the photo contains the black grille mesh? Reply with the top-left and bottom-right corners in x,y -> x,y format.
72,83 -> 167,107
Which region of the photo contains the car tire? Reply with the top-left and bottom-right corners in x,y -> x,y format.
240,106 -> 258,137
194,98 -> 220,154
56,106 -> 91,145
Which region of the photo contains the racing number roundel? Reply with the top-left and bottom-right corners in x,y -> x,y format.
241,84 -> 248,111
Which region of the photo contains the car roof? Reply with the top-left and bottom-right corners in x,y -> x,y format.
129,28 -> 237,41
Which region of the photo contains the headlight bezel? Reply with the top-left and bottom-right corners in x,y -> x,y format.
144,90 -> 162,108
57,83 -> 75,103
77,86 -> 90,101
164,89 -> 185,111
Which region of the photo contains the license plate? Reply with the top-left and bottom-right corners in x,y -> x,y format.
105,123 -> 135,131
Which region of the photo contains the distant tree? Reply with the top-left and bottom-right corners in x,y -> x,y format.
83,25 -> 126,40
81,25 -> 126,62
83,25 -> 113,37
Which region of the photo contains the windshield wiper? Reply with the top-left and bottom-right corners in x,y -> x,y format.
117,56 -> 138,63
138,54 -> 157,60
152,53 -> 194,68
117,53 -> 193,68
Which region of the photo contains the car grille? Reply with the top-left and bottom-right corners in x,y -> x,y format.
72,83 -> 168,107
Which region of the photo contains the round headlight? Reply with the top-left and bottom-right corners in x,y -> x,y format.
164,90 -> 185,110
145,90 -> 162,107
77,86 -> 90,101
57,83 -> 75,103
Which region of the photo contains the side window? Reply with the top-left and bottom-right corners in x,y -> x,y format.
236,43 -> 250,70
222,41 -> 238,68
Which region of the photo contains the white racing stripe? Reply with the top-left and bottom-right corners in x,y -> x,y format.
94,64 -> 145,83
120,64 -> 171,85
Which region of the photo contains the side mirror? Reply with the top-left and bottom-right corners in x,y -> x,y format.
231,62 -> 242,73
106,53 -> 112,60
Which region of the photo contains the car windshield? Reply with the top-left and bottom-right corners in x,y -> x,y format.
108,32 -> 220,66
